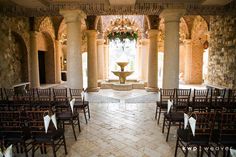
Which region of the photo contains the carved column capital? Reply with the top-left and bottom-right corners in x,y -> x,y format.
60,9 -> 86,23
160,9 -> 185,22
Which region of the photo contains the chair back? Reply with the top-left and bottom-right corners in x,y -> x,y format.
176,89 -> 191,98
53,88 -> 67,100
37,88 -> 52,101
192,89 -> 210,111
26,110 -> 57,135
0,111 -> 27,135
160,88 -> 175,100
4,88 -> 16,101
186,112 -> 216,141
69,88 -> 84,102
225,89 -> 236,111
218,112 -> 236,142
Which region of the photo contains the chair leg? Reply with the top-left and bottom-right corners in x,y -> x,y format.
157,107 -> 161,124
52,141 -> 57,157
162,116 -> 166,133
77,115 -> 81,132
155,105 -> 158,119
71,120 -> 77,140
32,143 -> 35,157
166,121 -> 171,142
83,108 -> 88,124
22,141 -> 28,157
174,136 -> 179,157
63,135 -> 68,155
87,105 -> 90,119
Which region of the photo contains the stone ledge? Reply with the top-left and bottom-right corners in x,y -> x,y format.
112,83 -> 133,91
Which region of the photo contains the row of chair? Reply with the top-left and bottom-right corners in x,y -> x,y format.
174,111 -> 236,157
0,110 -> 67,157
155,88 -> 236,156
0,88 -> 90,124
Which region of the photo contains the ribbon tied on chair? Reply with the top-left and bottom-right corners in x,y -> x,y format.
43,113 -> 58,133
0,145 -> 13,157
167,100 -> 173,114
183,113 -> 196,136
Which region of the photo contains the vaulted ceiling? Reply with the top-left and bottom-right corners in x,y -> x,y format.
0,0 -> 235,16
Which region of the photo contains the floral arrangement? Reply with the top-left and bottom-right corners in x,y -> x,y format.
107,31 -> 138,41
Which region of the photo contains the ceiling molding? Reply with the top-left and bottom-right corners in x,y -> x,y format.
0,1 -> 235,16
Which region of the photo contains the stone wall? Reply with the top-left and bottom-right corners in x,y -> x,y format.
208,16 -> 236,89
0,16 -> 30,88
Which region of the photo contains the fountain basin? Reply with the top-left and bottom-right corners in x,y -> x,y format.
116,62 -> 129,71
112,71 -> 133,84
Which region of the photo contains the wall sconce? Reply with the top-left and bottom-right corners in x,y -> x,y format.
63,59 -> 67,64
199,36 -> 209,49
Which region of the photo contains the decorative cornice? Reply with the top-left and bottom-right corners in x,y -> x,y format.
0,1 -> 235,16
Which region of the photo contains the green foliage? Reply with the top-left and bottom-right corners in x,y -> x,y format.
107,32 -> 138,41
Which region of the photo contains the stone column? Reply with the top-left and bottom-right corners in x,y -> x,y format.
137,43 -> 142,80
146,29 -> 158,92
140,39 -> 149,82
29,31 -> 40,88
161,9 -> 185,89
184,39 -> 192,84
97,39 -> 104,80
60,10 -> 86,89
86,30 -> 99,92
55,40 -> 62,83
104,44 -> 109,80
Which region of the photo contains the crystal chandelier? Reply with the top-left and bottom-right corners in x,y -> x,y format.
106,15 -> 138,42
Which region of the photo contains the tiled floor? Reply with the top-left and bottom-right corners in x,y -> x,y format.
17,85 -> 210,157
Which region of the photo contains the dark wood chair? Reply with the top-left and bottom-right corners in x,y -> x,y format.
26,110 -> 67,157
224,89 -> 236,112
155,88 -> 175,124
53,89 -> 81,141
0,111 -> 31,157
69,88 -> 90,124
210,88 -> 226,111
174,112 -> 216,157
36,88 -> 52,101
213,112 -> 236,157
191,89 -> 210,112
162,88 -> 191,142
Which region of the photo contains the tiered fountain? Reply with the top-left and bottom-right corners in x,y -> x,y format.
112,62 -> 133,84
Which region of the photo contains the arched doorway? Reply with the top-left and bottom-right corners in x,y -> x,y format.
37,32 -> 56,84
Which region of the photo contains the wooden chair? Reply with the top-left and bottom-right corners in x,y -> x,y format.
191,89 -> 210,112
69,88 -> 90,124
0,111 -> 31,157
26,110 -> 67,157
213,112 -> 236,157
36,88 -> 52,101
174,112 -> 216,157
210,88 -> 226,111
155,88 -> 175,124
54,96 -> 81,141
162,88 -> 191,142
224,89 -> 236,112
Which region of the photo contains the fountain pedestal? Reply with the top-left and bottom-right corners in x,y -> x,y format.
112,62 -> 133,84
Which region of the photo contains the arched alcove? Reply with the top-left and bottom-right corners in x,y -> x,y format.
11,31 -> 29,83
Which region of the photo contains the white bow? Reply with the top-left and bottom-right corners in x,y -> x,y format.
167,100 -> 173,114
230,148 -> 236,157
70,98 -> 75,113
43,114 -> 58,133
0,145 -> 13,157
184,113 -> 189,129
188,117 -> 196,136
